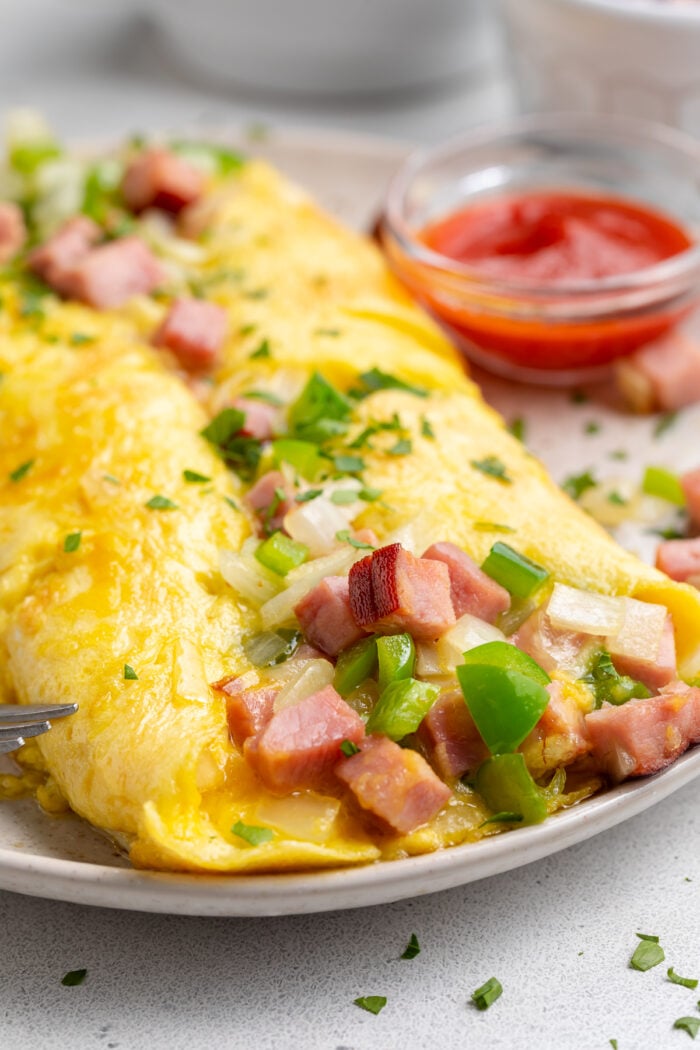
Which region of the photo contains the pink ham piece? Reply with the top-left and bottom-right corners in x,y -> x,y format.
655,536 -> 700,585
294,576 -> 367,658
28,215 -> 100,296
232,397 -> 277,441
422,542 -> 510,623
153,297 -> 227,372
585,681 -> 700,781
244,684 -> 365,792
612,615 -> 677,692
66,235 -> 164,308
0,201 -> 26,263
212,676 -> 276,749
521,680 -> 590,778
336,734 -> 451,834
681,467 -> 700,529
245,470 -> 296,534
614,329 -> 700,413
121,148 -> 204,215
348,543 -> 456,641
417,690 -> 487,779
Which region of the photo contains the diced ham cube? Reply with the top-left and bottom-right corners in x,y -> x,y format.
612,615 -> 677,692
417,690 -> 487,779
66,236 -> 164,308
28,215 -> 101,296
585,681 -> 700,781
521,680 -> 590,778
614,329 -> 700,413
153,297 -> 227,372
121,148 -> 205,215
422,542 -> 510,623
348,543 -> 456,641
212,676 -> 277,749
353,528 -> 380,548
245,470 -> 296,533
336,734 -> 451,834
0,201 -> 26,263
681,467 -> 700,529
655,536 -> 700,584
244,684 -> 365,792
294,576 -> 367,658
232,397 -> 277,441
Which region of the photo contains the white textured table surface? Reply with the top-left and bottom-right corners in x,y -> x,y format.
1,4 -> 699,1049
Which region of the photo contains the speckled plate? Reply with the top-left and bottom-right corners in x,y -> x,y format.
1,127 -> 699,916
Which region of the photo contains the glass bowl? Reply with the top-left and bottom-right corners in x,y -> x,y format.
381,113 -> 700,385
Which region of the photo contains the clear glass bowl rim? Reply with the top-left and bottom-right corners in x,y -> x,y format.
383,111 -> 700,301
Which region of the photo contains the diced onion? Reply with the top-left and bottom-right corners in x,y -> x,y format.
547,583 -> 624,636
255,793 -> 340,844
259,547 -> 366,630
174,639 -> 210,703
32,158 -> 86,237
606,597 -> 667,662
6,108 -> 52,148
273,658 -> 335,711
385,514 -> 435,556
415,642 -> 442,678
219,539 -> 281,605
284,497 -> 349,557
244,630 -> 299,668
578,479 -> 638,528
436,614 -> 507,671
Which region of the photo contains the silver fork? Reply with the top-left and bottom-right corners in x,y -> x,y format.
0,703 -> 78,754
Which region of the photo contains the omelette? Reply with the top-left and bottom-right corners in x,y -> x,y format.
0,116 -> 699,873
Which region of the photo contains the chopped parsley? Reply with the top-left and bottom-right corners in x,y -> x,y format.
123,664 -> 138,681
353,996 -> 387,1016
69,332 -> 95,346
223,496 -> 239,511
562,470 -> 597,500
63,531 -> 82,553
609,449 -> 628,461
330,490 -> 359,505
359,486 -> 382,502
249,339 -> 271,360
183,469 -> 211,484
245,288 -> 268,300
201,408 -> 261,480
580,651 -> 650,708
336,530 -> 375,550
421,416 -> 435,439
145,494 -> 178,510
584,420 -> 601,435
352,367 -> 428,400
607,491 -> 627,506
473,522 -> 515,534
674,1018 -> 700,1040
9,459 -> 34,483
61,969 -> 87,987
288,372 -> 352,443
471,456 -> 511,484
610,1041 -> 618,1049
508,417 -> 526,442
295,489 -> 323,503
668,968 -> 698,989
648,526 -> 686,541
388,438 -> 412,456
314,327 -> 341,337
654,411 -> 679,439
239,323 -> 257,336
333,454 -> 365,474
340,740 -> 360,757
471,977 -> 503,1010
102,474 -> 121,485
630,936 -> 665,971
400,933 -> 421,960
231,820 -> 274,846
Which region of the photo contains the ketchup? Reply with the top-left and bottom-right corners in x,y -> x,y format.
422,191 -> 691,284
402,190 -> 694,374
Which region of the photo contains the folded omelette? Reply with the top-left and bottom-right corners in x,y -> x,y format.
1,123 -> 699,872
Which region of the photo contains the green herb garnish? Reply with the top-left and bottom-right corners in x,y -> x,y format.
249,339 -> 271,360
103,474 -> 121,485
145,494 -> 178,510
508,417 -> 526,442
674,1018 -> 700,1040
231,820 -> 274,846
388,438 -> 412,456
333,454 -> 365,474
123,664 -> 138,681
183,469 -> 211,484
668,968 -> 698,989
339,740 -> 360,758
9,459 -> 34,483
330,489 -> 359,505
654,411 -> 679,439
580,651 -> 650,708
288,372 -> 352,443
471,456 -> 511,484
63,531 -> 82,553
353,368 -> 428,399
295,489 -> 323,503
241,390 -> 284,406
201,408 -> 261,480
335,530 -> 375,550
584,420 -> 601,435
562,470 -> 597,500
61,969 -> 87,987
353,996 -> 387,1016
70,332 -> 95,346
401,933 -> 421,960
471,977 -> 503,1011
421,416 -> 435,439
359,486 -> 382,502
630,937 -> 665,971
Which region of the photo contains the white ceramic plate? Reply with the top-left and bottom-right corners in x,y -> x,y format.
1,127 -> 699,916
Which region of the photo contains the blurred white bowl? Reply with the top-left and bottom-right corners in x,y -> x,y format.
144,0 -> 498,97
501,0 -> 700,135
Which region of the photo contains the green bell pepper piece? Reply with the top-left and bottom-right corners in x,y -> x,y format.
254,531 -> 308,576
481,542 -> 550,599
475,753 -> 547,825
376,633 -> 415,692
334,636 -> 378,697
365,678 -> 439,741
270,438 -> 326,482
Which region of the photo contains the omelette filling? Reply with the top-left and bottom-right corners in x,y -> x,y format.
1,114 -> 700,859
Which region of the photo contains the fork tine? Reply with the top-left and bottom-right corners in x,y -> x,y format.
0,721 -> 51,742
0,737 -> 24,754
0,703 -> 78,725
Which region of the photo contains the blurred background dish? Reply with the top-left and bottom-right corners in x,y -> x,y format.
501,0 -> 700,135
142,0 -> 500,97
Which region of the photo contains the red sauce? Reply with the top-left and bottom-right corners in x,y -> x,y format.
403,190 -> 694,374
422,191 -> 691,284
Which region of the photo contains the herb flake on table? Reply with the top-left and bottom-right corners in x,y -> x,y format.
562,469 -> 597,500
471,456 -> 511,484
668,968 -> 698,989
63,531 -> 82,553
584,420 -> 601,435
630,936 -> 665,971
508,417 -> 526,442
145,494 -> 178,510
674,1017 -> 700,1040
123,664 -> 138,681
401,933 -> 421,960
654,411 -> 679,439
231,820 -> 274,846
353,996 -> 387,1015
61,968 -> 87,987
471,977 -> 502,1010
